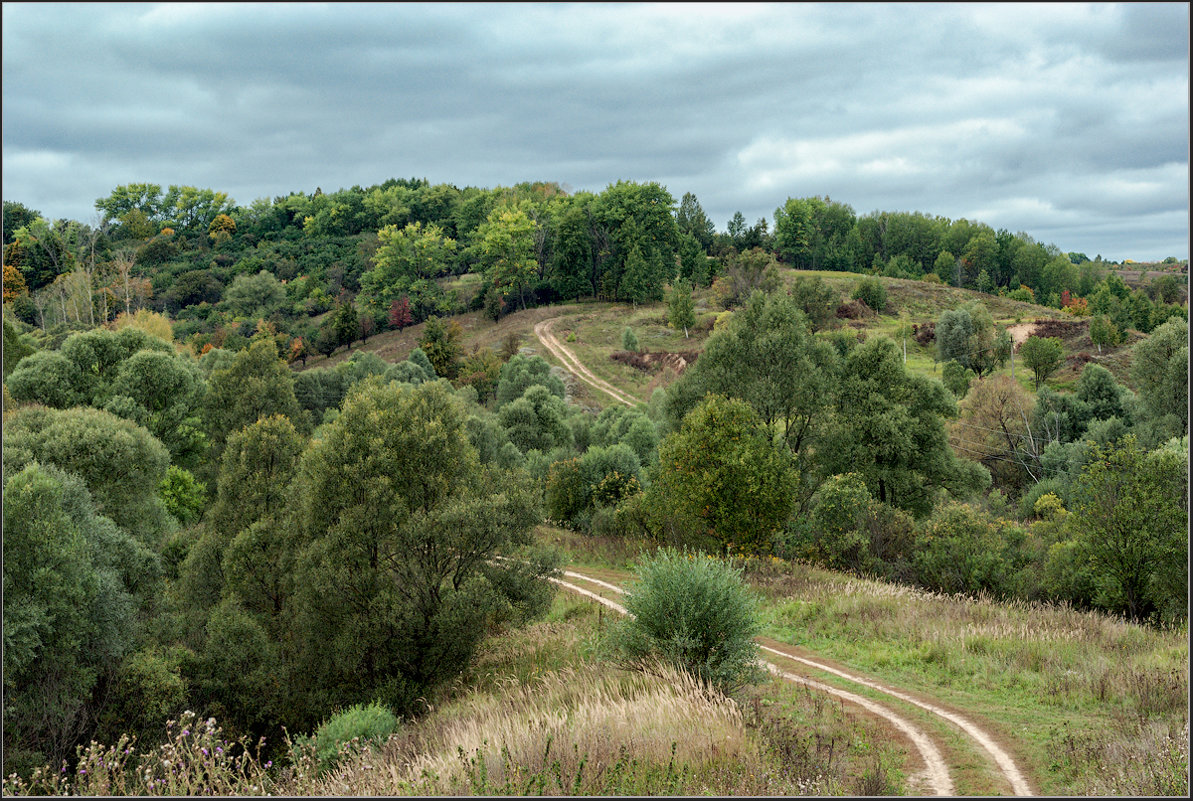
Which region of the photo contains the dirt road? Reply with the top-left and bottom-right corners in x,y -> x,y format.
553,568 -> 1034,797
535,325 -> 1034,795
533,318 -> 640,407
1006,322 -> 1038,347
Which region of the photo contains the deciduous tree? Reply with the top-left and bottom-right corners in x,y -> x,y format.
649,395 -> 797,555
1019,335 -> 1064,390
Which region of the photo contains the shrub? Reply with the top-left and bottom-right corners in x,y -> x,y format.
851,277 -> 887,313
910,503 -> 1023,598
942,359 -> 975,399
621,326 -> 640,353
607,548 -> 764,693
299,701 -> 400,775
807,473 -> 873,572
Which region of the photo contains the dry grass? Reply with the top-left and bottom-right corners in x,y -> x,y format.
327,665 -> 749,795
545,534 -> 1187,796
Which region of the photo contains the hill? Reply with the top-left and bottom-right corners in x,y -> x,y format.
296,268 -> 1142,405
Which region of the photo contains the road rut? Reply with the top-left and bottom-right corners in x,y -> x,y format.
533,318 -> 639,407
552,569 -> 1034,796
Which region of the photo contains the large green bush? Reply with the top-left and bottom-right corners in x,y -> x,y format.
299,701 -> 400,774
607,548 -> 764,693
851,276 -> 887,313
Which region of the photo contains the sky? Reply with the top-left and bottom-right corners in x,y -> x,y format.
2,2 -> 1189,261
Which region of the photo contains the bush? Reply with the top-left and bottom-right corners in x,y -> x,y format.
807,473 -> 873,572
621,326 -> 640,353
851,277 -> 887,313
910,503 -> 1023,598
299,701 -> 400,774
607,548 -> 764,693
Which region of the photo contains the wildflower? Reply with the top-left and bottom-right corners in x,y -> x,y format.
216,747 -> 223,755
181,729 -> 189,737
202,748 -> 209,757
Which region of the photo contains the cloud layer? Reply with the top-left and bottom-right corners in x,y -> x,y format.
3,2 -> 1188,260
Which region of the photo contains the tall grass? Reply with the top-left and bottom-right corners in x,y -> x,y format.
5,593 -> 907,796
731,553 -> 1189,795
543,532 -> 1187,796
335,665 -> 748,795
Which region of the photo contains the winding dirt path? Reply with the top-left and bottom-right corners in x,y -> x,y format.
533,318 -> 640,407
538,334 -> 1035,795
552,569 -> 1034,797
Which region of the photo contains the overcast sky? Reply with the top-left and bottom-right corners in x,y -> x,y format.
3,2 -> 1189,260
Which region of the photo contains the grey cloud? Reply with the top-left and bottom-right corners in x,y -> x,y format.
2,2 -> 1187,261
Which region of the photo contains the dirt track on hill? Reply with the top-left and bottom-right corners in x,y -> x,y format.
553,568 -> 1034,797
533,317 -> 639,407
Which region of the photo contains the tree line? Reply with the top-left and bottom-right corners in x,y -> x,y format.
5,180 -> 1186,364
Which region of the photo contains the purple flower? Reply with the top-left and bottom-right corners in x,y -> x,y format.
202,748 -> 209,757
216,747 -> 223,755
181,730 -> 189,737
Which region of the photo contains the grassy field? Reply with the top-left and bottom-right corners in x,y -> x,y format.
541,525 -> 1190,797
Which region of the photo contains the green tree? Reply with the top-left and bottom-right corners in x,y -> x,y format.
773,197 -> 814,267
675,192 -> 715,251
649,395 -> 797,555
933,250 -> 956,284
1070,437 -> 1188,622
665,291 -> 836,459
821,337 -> 988,516
3,405 -> 172,546
667,277 -> 696,337
331,295 -> 360,350
789,275 -> 838,332
215,415 -> 307,624
621,326 -> 640,353
549,197 -> 597,300
419,316 -> 463,380
158,465 -> 206,527
359,222 -> 457,316
677,232 -> 709,287
620,241 -> 660,305
202,338 -> 304,471
225,270 -> 286,318
478,207 -> 538,311
5,350 -> 84,408
3,461 -> 160,771
935,303 -> 1001,376
1074,363 -> 1133,425
1018,335 -> 1064,390
2,464 -> 140,772
851,276 -> 887,313
941,359 -> 975,398
1129,317 -> 1188,436
911,503 -> 1020,597
498,384 -> 574,454
288,379 -> 555,717
2,318 -> 35,377
806,473 -> 876,572
494,353 -> 563,408
607,548 -> 764,693
109,348 -> 207,466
